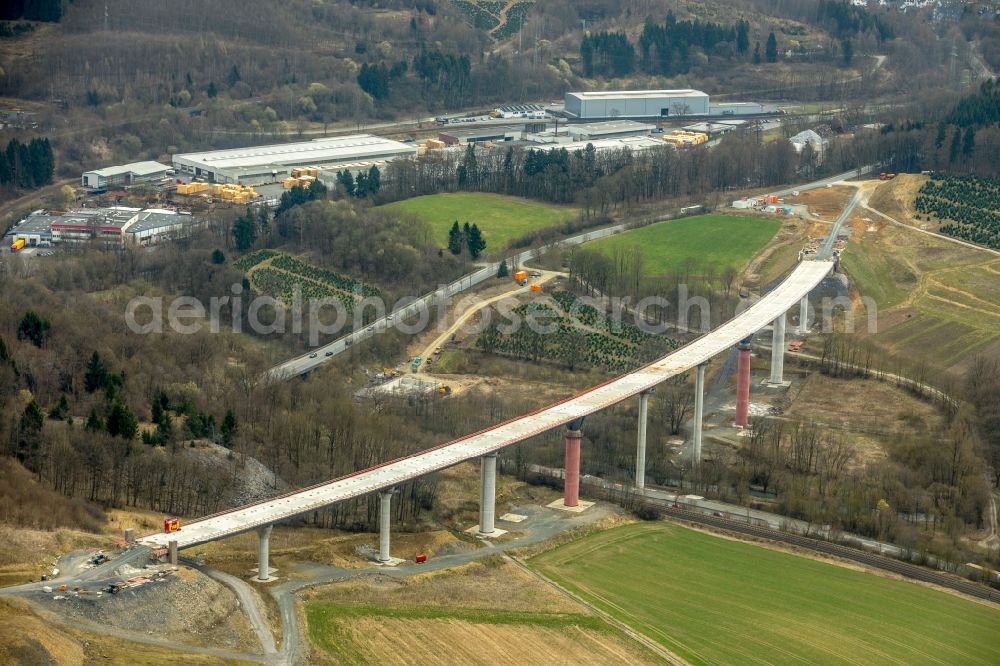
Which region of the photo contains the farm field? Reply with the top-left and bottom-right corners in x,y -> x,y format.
841,214 -> 1000,373
305,557 -> 658,665
530,522 -> 1000,665
586,214 -> 782,276
381,192 -> 579,250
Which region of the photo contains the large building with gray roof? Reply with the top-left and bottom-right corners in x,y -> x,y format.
172,135 -> 417,185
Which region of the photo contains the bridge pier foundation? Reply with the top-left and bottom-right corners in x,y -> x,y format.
693,362 -> 707,463
378,490 -> 392,563
768,313 -> 787,386
479,453 -> 498,535
564,427 -> 582,507
635,390 -> 652,489
168,540 -> 178,566
255,524 -> 273,582
735,337 -> 752,428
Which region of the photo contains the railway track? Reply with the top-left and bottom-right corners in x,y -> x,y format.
634,494 -> 1000,605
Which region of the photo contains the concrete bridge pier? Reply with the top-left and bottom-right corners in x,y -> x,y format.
798,296 -> 809,335
564,426 -> 583,507
768,312 -> 787,386
635,390 -> 652,489
255,524 -> 273,582
693,362 -> 708,463
479,452 -> 498,535
378,490 -> 392,562
735,337 -> 752,428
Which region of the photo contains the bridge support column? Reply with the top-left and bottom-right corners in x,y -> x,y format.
769,312 -> 786,385
255,525 -> 272,582
479,453 -> 498,535
564,427 -> 582,507
798,296 -> 809,335
735,337 -> 752,428
693,362 -> 707,463
168,540 -> 178,566
635,390 -> 652,489
378,490 -> 392,563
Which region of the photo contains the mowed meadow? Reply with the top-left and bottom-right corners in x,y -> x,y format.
381,192 -> 580,250
530,523 -> 1000,665
585,214 -> 783,276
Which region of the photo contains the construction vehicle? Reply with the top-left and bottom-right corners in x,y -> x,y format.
788,340 -> 803,352
878,172 -> 897,181
411,356 -> 422,371
163,517 -> 181,533
10,239 -> 25,252
513,270 -> 527,282
438,385 -> 452,395
530,284 -> 542,292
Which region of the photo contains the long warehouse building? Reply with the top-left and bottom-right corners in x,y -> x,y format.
565,89 -> 710,119
172,135 -> 417,185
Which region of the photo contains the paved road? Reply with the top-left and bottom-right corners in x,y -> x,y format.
265,223 -> 632,380
268,169 -> 871,381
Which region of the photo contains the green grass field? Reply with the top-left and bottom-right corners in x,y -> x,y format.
382,192 -> 579,250
586,214 -> 782,276
840,242 -> 914,308
530,523 -> 1000,665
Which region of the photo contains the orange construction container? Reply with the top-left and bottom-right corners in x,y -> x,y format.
769,195 -> 779,203
513,271 -> 528,282
530,284 -> 542,292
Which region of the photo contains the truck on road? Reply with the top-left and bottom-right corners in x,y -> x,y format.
10,239 -> 25,252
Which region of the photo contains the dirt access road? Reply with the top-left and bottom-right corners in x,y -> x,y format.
412,269 -> 564,376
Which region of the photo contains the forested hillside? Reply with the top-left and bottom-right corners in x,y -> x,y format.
0,0 -> 976,183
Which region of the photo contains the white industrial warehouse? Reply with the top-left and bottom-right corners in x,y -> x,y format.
81,161 -> 171,191
565,90 -> 710,119
172,135 -> 418,185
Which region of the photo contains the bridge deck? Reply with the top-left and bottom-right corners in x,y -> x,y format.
142,260 -> 833,549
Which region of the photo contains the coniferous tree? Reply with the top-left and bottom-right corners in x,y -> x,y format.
497,258 -> 509,278
232,211 -> 257,251
736,20 -> 750,55
447,221 -> 463,255
17,311 -> 50,348
467,223 -> 486,259
106,401 -> 138,439
221,408 -> 238,447
765,32 -> 778,63
48,393 -> 70,420
841,38 -> 853,67
84,351 -> 108,393
337,169 -> 356,196
85,407 -> 103,432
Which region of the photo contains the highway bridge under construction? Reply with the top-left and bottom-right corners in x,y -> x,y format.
141,257 -> 834,578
